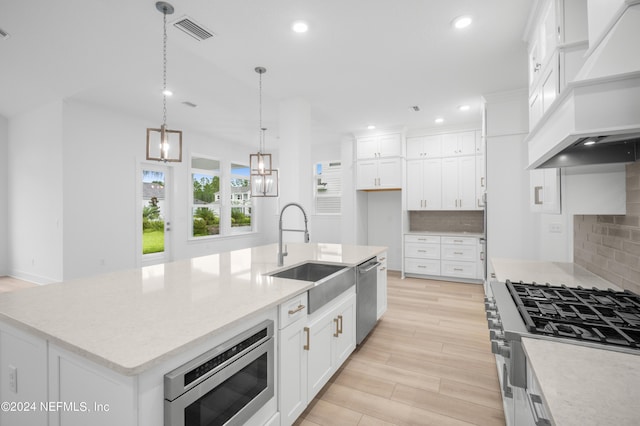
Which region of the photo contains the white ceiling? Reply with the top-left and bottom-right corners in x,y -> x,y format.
0,0 -> 532,147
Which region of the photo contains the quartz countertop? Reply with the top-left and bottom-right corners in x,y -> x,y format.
491,258 -> 636,425
0,243 -> 385,375
491,257 -> 621,290
406,231 -> 484,237
522,337 -> 640,426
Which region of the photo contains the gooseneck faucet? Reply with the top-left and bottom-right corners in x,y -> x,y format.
278,202 -> 310,266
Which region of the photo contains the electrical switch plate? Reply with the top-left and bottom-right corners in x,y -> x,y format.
8,365 -> 17,393
549,223 -> 562,233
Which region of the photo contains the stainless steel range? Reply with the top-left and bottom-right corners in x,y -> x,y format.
486,280 -> 640,389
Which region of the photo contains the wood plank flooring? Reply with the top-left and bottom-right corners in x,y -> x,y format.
0,276 -> 36,293
294,271 -> 505,426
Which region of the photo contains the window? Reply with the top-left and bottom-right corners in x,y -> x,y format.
230,163 -> 252,234
314,161 -> 342,215
191,157 -> 221,238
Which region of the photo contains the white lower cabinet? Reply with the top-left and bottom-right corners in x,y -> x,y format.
404,234 -> 482,282
0,324 -> 48,426
279,288 -> 356,426
376,252 -> 388,320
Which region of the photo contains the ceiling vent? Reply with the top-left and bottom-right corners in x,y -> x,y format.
410,105 -> 420,112
0,28 -> 9,40
172,17 -> 214,41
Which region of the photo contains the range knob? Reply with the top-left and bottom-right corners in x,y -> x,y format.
490,340 -> 511,358
489,329 -> 505,340
484,301 -> 497,310
486,311 -> 500,320
487,318 -> 502,330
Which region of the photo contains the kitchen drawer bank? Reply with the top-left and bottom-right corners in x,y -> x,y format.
0,243 -> 386,426
403,233 -> 484,283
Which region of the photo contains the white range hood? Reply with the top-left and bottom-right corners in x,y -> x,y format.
527,1 -> 640,169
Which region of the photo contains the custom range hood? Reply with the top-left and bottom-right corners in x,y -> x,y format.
528,1 -> 640,169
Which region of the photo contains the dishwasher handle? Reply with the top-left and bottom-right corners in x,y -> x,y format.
359,261 -> 381,274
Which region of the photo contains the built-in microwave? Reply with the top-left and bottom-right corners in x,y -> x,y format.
164,320 -> 274,426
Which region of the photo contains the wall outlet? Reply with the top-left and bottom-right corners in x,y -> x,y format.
8,364 -> 17,393
549,223 -> 562,233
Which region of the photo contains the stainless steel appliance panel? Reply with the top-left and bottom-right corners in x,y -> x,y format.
356,257 -> 380,344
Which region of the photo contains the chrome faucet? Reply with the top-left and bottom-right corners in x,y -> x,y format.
278,202 -> 310,266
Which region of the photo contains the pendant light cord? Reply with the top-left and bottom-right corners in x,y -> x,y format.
162,8 -> 168,128
259,70 -> 264,153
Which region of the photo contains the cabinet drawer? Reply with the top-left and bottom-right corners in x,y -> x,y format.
441,244 -> 477,262
441,236 -> 476,245
405,258 -> 440,275
441,261 -> 477,279
279,292 -> 308,329
405,234 -> 440,244
405,243 -> 440,259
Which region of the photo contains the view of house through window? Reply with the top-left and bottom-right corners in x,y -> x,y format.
142,169 -> 166,254
191,157 -> 221,237
230,163 -> 252,233
314,161 -> 342,214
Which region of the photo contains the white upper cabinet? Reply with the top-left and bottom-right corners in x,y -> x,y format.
406,159 -> 442,210
526,0 -> 588,130
441,156 -> 477,210
441,131 -> 477,157
530,168 -> 561,214
356,133 -> 402,159
406,135 -> 442,159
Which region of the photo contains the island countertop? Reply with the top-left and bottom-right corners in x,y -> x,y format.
0,243 -> 386,375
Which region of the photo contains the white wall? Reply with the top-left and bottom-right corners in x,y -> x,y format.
0,115 -> 8,276
60,100 -> 263,280
587,0 -> 626,43
366,191 -> 402,271
8,101 -> 64,283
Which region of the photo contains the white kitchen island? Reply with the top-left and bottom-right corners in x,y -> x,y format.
490,258 -> 640,426
0,243 -> 386,426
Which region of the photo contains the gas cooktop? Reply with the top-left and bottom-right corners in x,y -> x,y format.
506,280 -> 640,351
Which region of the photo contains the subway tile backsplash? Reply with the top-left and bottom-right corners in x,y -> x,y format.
409,211 -> 484,234
574,162 -> 640,294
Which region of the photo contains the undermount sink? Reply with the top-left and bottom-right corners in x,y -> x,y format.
268,262 -> 355,314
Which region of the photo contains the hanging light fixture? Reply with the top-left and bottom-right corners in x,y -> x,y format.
250,66 -> 279,197
146,1 -> 183,163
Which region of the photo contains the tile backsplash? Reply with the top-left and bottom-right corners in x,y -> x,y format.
409,210 -> 484,234
574,162 -> 640,293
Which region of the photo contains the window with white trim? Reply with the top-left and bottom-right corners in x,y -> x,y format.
191,157 -> 221,237
230,163 -> 253,234
314,161 -> 342,215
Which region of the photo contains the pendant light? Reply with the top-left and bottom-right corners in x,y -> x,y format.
250,66 -> 279,197
146,1 -> 183,163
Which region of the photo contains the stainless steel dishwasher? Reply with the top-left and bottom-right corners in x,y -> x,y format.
356,257 -> 380,344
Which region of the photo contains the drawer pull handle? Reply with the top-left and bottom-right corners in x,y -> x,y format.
534,186 -> 543,205
454,252 -> 463,255
380,267 -> 386,271
338,315 -> 343,334
528,392 -> 551,426
288,304 -> 306,315
454,268 -> 463,272
334,317 -> 340,337
379,257 -> 386,261
417,249 -> 427,253
304,327 -> 310,350
418,265 -> 426,268
453,239 -> 463,243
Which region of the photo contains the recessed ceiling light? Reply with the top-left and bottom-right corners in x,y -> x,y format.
367,125 -> 376,130
458,105 -> 470,111
292,21 -> 308,33
452,15 -> 472,29
435,118 -> 444,124
162,89 -> 173,96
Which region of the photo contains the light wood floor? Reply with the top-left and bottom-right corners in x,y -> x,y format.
0,276 -> 36,293
294,271 -> 505,426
